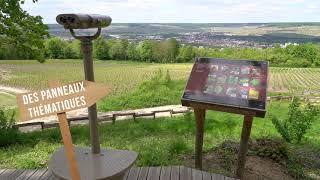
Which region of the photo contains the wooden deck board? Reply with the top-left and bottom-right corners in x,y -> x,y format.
27,169 -> 48,180
192,169 -> 203,180
0,166 -> 237,180
138,167 -> 149,180
160,166 -> 171,180
40,169 -> 54,180
1,169 -> 16,179
202,171 -> 212,180
8,169 -> 24,179
225,177 -> 236,180
127,167 -> 141,180
0,169 -> 6,176
16,169 -> 37,180
179,166 -> 192,180
124,168 -> 131,180
147,167 -> 161,180
212,173 -> 226,180
170,166 -> 179,180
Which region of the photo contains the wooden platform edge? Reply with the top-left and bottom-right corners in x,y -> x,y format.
0,166 -> 238,180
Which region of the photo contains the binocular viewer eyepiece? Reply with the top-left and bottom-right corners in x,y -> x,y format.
56,14 -> 112,29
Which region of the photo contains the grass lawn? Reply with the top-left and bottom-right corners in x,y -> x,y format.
0,101 -> 319,175
0,93 -> 16,107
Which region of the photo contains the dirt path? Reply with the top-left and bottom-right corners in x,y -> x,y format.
0,85 -> 29,94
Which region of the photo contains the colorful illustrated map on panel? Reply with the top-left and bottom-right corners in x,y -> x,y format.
182,58 -> 268,111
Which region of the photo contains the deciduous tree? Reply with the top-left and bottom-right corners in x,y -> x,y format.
0,0 -> 49,62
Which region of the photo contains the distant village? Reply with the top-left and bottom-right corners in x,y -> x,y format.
49,25 -> 312,49
107,32 -> 275,48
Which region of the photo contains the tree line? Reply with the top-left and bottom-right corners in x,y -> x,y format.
1,36 -> 320,67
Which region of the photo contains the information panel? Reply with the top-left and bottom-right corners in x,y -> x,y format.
181,58 -> 268,117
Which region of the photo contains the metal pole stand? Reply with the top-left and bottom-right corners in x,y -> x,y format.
74,28 -> 101,154
49,28 -> 137,180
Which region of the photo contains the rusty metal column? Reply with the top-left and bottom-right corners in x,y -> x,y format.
81,39 -> 100,154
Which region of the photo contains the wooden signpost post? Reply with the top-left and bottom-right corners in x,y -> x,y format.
17,80 -> 111,180
182,58 -> 268,179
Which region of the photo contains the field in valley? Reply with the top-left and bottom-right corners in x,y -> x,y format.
2,60 -> 320,111
0,60 -> 190,96
268,68 -> 320,94
1,60 -> 320,96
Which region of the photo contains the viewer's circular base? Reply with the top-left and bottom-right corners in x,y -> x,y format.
49,147 -> 138,180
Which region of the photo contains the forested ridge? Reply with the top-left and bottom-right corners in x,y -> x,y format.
1,1 -> 320,67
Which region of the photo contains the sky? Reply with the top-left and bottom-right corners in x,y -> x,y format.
22,0 -> 320,23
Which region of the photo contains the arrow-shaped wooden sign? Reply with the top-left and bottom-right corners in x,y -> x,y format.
16,80 -> 110,180
16,80 -> 110,121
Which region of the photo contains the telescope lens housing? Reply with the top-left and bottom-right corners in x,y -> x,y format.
56,14 -> 112,29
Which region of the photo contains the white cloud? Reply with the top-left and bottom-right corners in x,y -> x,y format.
22,0 -> 320,23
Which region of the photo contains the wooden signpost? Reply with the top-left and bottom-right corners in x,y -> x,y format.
17,80 -> 110,121
181,58 -> 268,179
16,80 -> 110,180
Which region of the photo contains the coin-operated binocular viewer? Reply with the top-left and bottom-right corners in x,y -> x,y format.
50,14 -> 137,180
56,13 -> 111,155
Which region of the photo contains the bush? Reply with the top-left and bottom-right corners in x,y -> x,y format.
0,107 -> 21,147
251,138 -> 288,163
0,107 -> 15,129
93,37 -> 109,60
271,97 -> 318,143
44,37 -> 67,59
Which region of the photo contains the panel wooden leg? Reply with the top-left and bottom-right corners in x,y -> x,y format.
194,108 -> 206,170
236,115 -> 253,179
